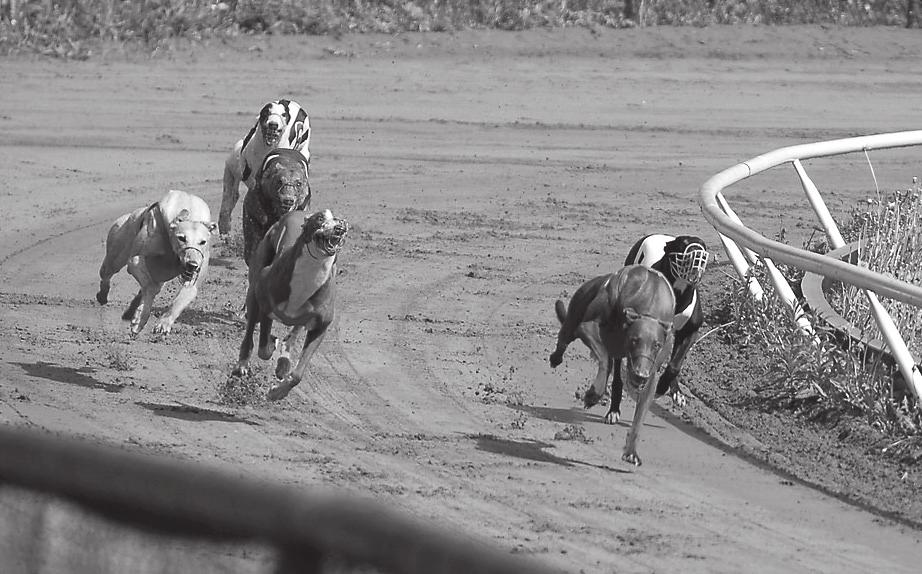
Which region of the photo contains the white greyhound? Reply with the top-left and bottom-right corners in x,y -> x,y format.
96,189 -> 216,336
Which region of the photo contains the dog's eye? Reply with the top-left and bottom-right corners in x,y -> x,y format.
176,235 -> 186,243
199,240 -> 207,246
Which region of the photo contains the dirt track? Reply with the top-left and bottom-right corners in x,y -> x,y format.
1,26 -> 922,572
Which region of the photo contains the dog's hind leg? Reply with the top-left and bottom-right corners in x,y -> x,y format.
219,146 -> 243,236
122,292 -> 142,321
268,323 -> 328,401
580,321 -> 610,409
96,214 -> 136,305
275,325 -> 305,379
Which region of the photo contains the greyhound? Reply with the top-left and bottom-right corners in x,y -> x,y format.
241,148 -> 311,265
219,99 -> 311,235
233,209 -> 349,401
96,189 -> 216,336
550,265 -> 675,466
625,234 -> 709,406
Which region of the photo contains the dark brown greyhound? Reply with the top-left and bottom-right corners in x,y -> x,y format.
241,148 -> 312,265
550,265 -> 675,466
232,209 -> 349,401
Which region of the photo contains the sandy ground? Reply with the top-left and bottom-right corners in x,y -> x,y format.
1,25 -> 922,572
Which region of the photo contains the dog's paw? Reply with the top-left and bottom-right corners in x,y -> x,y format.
96,291 -> 108,305
583,387 -> 602,409
603,410 -> 620,425
152,320 -> 173,335
267,382 -> 293,401
231,363 -> 250,377
549,351 -> 563,368
258,335 -> 278,361
275,357 -> 292,379
621,450 -> 642,466
268,373 -> 301,401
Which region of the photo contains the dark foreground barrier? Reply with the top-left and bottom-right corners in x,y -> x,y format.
0,425 -> 562,574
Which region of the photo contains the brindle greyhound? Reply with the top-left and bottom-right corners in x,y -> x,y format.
96,190 -> 216,336
550,265 -> 675,466
242,148 -> 311,265
233,209 -> 349,401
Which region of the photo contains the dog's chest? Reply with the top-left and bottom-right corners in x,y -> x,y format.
271,255 -> 333,317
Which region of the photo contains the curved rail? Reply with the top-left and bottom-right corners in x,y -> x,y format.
0,425 -> 561,574
700,130 -> 922,307
699,130 -> 922,402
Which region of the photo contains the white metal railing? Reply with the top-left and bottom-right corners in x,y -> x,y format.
699,130 -> 922,403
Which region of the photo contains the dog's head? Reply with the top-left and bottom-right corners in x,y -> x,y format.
301,209 -> 349,257
168,209 -> 217,285
258,149 -> 310,216
257,101 -> 291,147
620,307 -> 672,381
663,235 -> 709,285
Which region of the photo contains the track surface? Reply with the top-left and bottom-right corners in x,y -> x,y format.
1,26 -> 922,572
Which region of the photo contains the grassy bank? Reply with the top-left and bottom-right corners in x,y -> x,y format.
1,0 -> 919,59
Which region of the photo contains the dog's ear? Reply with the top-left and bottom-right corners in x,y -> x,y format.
663,237 -> 683,255
205,221 -> 218,233
258,103 -> 272,125
169,209 -> 190,229
623,307 -> 641,324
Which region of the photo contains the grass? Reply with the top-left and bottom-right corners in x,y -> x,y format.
1,0 -> 918,58
724,179 -> 922,463
835,177 -> 922,359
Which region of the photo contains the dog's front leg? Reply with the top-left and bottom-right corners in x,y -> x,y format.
655,328 -> 695,408
621,369 -> 659,466
153,261 -> 207,334
126,258 -> 161,336
275,325 -> 305,379
603,357 -> 623,424
233,288 -> 259,376
268,322 -> 328,401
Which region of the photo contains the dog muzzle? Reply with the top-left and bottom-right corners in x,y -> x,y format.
626,353 -> 657,382
669,244 -> 709,284
275,183 -> 303,215
314,220 -> 350,257
262,118 -> 284,147
179,247 -> 205,285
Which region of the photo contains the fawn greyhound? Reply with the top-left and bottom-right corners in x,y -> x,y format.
550,265 -> 675,466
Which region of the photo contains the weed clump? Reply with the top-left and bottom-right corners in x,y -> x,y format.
724,179 -> 922,464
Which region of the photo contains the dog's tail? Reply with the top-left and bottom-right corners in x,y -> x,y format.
554,299 -> 567,325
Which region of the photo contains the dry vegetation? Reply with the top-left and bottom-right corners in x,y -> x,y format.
725,180 -> 922,465
1,0 -> 920,58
